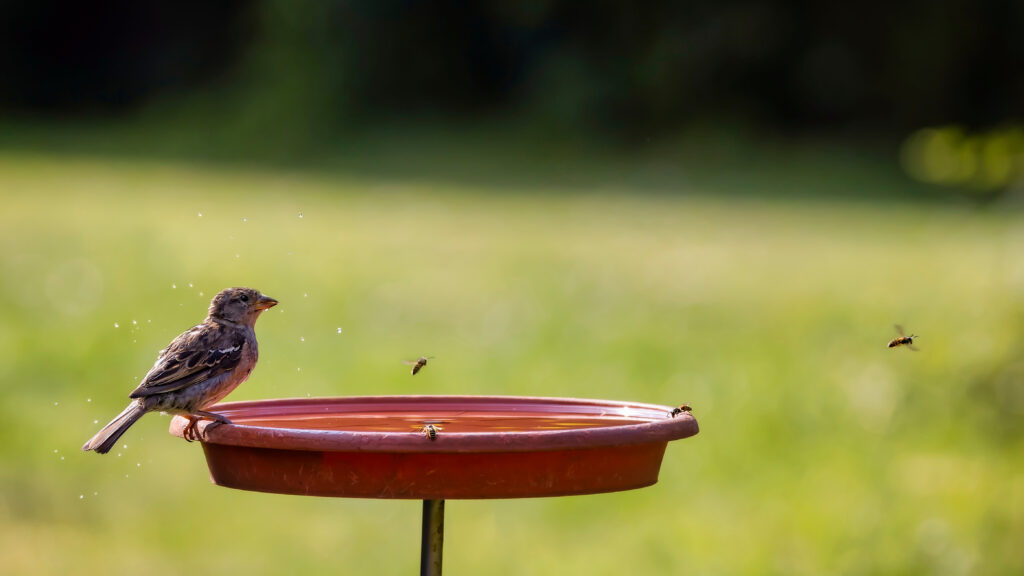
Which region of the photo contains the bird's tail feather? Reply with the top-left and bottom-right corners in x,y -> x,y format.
82,401 -> 146,454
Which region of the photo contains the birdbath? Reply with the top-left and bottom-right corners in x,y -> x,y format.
170,395 -> 699,575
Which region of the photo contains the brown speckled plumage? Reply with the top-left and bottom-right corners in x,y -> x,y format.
83,287 -> 277,454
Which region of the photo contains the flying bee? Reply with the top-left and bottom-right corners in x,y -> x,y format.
403,356 -> 434,375
888,325 -> 919,350
670,404 -> 693,418
421,423 -> 442,440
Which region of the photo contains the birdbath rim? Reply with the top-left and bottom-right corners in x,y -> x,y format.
169,394 -> 698,454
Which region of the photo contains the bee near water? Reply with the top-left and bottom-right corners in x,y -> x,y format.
404,356 -> 435,375
888,325 -> 919,350
420,423 -> 443,440
670,404 -> 693,418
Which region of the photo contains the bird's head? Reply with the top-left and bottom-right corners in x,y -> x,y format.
208,287 -> 278,325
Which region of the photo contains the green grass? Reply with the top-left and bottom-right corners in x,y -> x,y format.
1,150 -> 1022,575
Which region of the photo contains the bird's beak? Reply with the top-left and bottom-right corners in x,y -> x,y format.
255,294 -> 279,310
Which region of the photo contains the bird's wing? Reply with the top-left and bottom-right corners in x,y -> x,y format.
129,323 -> 246,398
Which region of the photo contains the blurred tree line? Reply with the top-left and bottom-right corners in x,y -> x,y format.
1,0 -> 1021,144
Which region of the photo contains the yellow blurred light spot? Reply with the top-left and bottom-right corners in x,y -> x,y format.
901,128 -> 958,184
901,125 -> 1024,191
976,135 -> 1013,189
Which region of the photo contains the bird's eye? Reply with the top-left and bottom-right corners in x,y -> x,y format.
240,294 -> 249,302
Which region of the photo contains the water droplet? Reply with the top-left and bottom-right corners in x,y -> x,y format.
235,254 -> 240,259
337,327 -> 343,334
87,398 -> 92,403
53,402 -> 59,406
132,320 -> 137,325
297,367 -> 302,372
188,283 -> 193,288
198,212 -> 203,218
60,456 -> 64,461
298,211 -> 304,219
242,217 -> 247,223
171,284 -> 177,289
122,444 -> 127,449
114,323 -> 119,328
116,453 -> 121,457
93,491 -> 98,496
54,449 -> 58,453
147,319 -> 151,323
93,419 -> 98,424
300,336 -> 305,342
136,463 -> 141,467
199,291 -> 204,296
79,494 -> 84,499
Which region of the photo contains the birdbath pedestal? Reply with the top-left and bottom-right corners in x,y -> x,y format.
170,395 -> 699,575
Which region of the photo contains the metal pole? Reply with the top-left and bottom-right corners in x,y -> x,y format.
420,499 -> 444,576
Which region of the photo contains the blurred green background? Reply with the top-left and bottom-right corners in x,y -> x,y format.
2,2 -> 1024,575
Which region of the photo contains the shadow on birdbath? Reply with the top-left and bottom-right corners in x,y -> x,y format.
170,395 -> 699,575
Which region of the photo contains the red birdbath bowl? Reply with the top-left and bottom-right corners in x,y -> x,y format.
169,395 -> 699,499
170,395 -> 699,575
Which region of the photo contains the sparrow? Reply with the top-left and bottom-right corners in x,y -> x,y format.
83,287 -> 278,454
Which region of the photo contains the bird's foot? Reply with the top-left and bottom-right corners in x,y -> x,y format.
191,410 -> 233,440
182,412 -> 233,442
204,419 -> 229,434
193,410 -> 232,425
183,416 -> 199,442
